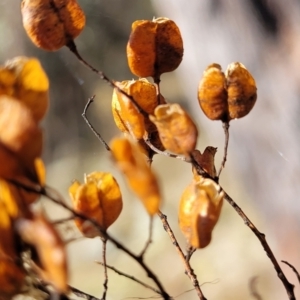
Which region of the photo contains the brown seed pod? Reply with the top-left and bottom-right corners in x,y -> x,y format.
226,62 -> 257,119
127,17 -> 184,78
21,0 -> 86,51
197,62 -> 257,121
198,64 -> 228,121
179,177 -> 224,248
149,103 -> 198,155
110,137 -> 161,215
69,172 -> 123,238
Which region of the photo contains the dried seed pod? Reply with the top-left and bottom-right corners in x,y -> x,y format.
127,17 -> 184,78
198,64 -> 228,121
21,0 -> 86,51
69,172 -> 123,238
149,103 -> 198,155
110,137 -> 160,215
226,62 -> 257,119
179,177 -> 224,248
112,79 -> 160,139
197,62 -> 257,121
16,214 -> 68,293
191,147 -> 217,179
3,56 -> 49,122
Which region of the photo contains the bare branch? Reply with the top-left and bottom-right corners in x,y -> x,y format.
217,121 -> 230,177
282,260 -> 300,285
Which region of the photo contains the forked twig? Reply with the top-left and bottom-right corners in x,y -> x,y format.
157,211 -> 207,300
96,261 -> 161,295
218,121 -> 230,177
282,260 -> 300,285
9,180 -> 172,300
82,95 -> 110,151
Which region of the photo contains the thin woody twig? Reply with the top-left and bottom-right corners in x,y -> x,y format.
223,191 -> 295,300
82,95 -> 110,151
9,180 -> 172,300
217,121 -> 230,177
67,41 -> 146,116
157,211 -> 207,300
69,285 -> 101,300
282,260 -> 300,285
101,239 -> 108,300
96,261 -> 162,295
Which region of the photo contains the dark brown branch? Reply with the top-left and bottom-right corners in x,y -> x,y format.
69,285 -> 101,300
9,180 -> 172,300
67,41 -> 146,116
157,211 -> 207,300
223,191 -> 295,300
96,261 -> 162,295
282,261 -> 300,285
217,121 -> 229,177
101,239 -> 108,300
82,96 -> 110,151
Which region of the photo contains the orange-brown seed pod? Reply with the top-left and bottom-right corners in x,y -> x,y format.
3,56 -> 49,122
198,64 -> 228,121
21,0 -> 85,51
110,137 -> 160,215
226,62 -> 257,119
149,103 -> 198,155
69,172 -> 123,238
179,177 -> 224,248
127,18 -> 183,78
197,62 -> 257,122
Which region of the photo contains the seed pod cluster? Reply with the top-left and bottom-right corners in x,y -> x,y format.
149,103 -> 198,156
127,17 -> 184,79
69,172 -> 123,238
179,176 -> 224,248
198,62 -> 257,122
21,0 -> 86,51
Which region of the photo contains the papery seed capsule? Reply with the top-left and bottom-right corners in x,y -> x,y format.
197,64 -> 228,121
226,62 -> 257,120
127,18 -> 184,78
21,0 -> 86,51
179,178 -> 224,248
149,103 -> 198,155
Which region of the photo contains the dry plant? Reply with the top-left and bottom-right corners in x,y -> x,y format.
0,1 -> 298,300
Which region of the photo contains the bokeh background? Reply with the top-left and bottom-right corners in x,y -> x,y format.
1,0 -> 300,299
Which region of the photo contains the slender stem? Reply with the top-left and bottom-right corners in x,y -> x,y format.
218,121 -> 230,177
223,191 -> 295,300
96,261 -> 162,295
69,285 -> 101,300
9,180 -> 172,300
101,239 -> 108,300
143,137 -> 187,161
282,261 -> 300,285
157,211 -> 207,300
139,216 -> 153,258
82,95 -> 110,151
67,41 -> 146,116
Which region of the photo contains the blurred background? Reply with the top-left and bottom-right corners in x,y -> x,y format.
1,0 -> 300,299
